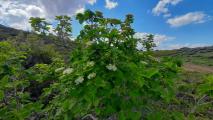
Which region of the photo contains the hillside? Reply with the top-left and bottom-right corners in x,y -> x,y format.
155,46 -> 213,67
0,24 -> 75,55
0,24 -> 27,41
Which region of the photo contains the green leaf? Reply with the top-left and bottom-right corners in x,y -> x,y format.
118,111 -> 126,120
144,68 -> 159,78
147,112 -> 163,120
171,112 -> 185,120
0,90 -> 4,101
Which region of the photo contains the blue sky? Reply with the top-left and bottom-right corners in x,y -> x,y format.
0,0 -> 213,49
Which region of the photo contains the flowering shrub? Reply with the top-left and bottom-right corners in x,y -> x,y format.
41,10 -> 181,119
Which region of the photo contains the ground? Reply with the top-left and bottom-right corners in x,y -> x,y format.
183,63 -> 213,74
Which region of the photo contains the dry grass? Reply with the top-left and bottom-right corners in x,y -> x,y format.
183,63 -> 213,74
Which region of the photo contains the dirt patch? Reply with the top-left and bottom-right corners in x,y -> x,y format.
183,63 -> 213,73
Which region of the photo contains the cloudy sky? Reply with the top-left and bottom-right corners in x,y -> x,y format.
0,0 -> 213,49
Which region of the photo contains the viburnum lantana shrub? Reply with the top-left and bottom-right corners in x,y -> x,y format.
43,10 -> 181,119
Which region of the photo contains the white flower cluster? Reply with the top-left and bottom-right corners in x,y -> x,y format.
75,76 -> 84,85
106,64 -> 117,71
63,68 -> 74,75
87,61 -> 95,67
149,55 -> 160,62
55,67 -> 65,73
87,72 -> 96,79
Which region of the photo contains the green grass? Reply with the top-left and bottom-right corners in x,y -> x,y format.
155,48 -> 213,119
154,47 -> 213,66
172,71 -> 213,119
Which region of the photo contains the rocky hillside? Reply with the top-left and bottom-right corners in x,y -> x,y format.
0,24 -> 75,65
0,24 -> 75,50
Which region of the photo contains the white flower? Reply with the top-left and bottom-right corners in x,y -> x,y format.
87,72 -> 96,79
87,61 -> 95,67
106,64 -> 117,71
148,55 -> 160,62
55,67 -> 65,72
75,76 -> 84,85
63,68 -> 74,75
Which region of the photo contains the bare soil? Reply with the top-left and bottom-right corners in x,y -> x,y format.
183,63 -> 213,73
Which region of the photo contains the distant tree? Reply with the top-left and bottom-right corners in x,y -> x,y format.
142,34 -> 156,51
54,15 -> 72,46
29,17 -> 50,35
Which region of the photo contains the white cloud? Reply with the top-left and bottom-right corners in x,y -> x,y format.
154,34 -> 175,45
167,12 -> 209,27
134,32 -> 175,45
75,8 -> 85,14
158,43 -> 209,50
105,0 -> 118,9
0,1 -> 45,30
152,0 -> 182,16
163,13 -> 172,18
0,0 -> 96,30
134,32 -> 175,50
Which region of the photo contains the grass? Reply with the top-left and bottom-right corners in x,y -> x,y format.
155,47 -> 213,119
154,47 -> 213,66
172,71 -> 213,119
